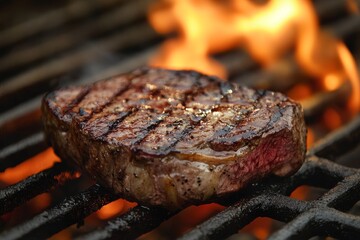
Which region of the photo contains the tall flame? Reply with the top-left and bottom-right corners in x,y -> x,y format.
148,0 -> 236,78
148,0 -> 360,113
148,1 -> 360,239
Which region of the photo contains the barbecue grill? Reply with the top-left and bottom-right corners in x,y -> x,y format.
1,0 -> 360,239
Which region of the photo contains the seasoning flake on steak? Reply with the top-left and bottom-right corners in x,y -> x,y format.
42,67 -> 306,209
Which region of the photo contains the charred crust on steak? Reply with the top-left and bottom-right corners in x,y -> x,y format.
42,67 -> 307,209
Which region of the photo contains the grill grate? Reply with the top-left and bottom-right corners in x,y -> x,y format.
72,156 -> 360,240
0,184 -> 116,240
0,163 -> 73,215
1,115 -> 360,239
180,157 -> 360,240
1,0 -> 360,239
76,206 -> 171,240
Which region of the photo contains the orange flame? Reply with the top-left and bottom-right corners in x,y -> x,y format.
323,107 -> 343,130
241,218 -> 272,240
96,199 -> 137,220
337,42 -> 360,113
148,0 -> 360,113
148,0 -> 360,238
148,0 -> 236,78
347,0 -> 360,13
0,148 -> 60,185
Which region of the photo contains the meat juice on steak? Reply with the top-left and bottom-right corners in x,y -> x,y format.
42,67 -> 306,209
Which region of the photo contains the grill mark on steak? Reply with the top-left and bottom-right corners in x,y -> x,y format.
173,108 -> 238,157
112,71 -> 214,154
152,80 -> 223,155
173,114 -> 223,153
209,95 -> 291,152
75,78 -> 131,122
206,89 -> 273,151
135,74 -> 218,156
206,83 -> 254,141
97,110 -> 134,140
133,113 -> 169,146
163,111 -> 208,151
43,86 -> 83,120
209,107 -> 253,143
137,108 -> 209,156
100,72 -> 187,139
161,122 -> 201,154
107,111 -> 133,132
63,87 -> 91,116
137,80 -> 224,157
170,81 -> 230,154
74,71 -> 147,130
81,70 -> 162,138
106,110 -> 168,147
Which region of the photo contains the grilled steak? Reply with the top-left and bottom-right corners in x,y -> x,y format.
42,67 -> 306,209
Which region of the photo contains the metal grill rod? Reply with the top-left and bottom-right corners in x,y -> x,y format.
0,132 -> 46,172
269,207 -> 360,240
0,0 -> 123,49
0,22 -> 158,113
76,206 -> 172,240
179,158 -> 360,240
0,184 -> 116,240
0,163 -> 75,215
309,114 -> 360,159
0,0 -> 150,74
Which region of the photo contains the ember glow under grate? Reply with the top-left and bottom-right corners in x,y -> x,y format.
1,0 -> 360,239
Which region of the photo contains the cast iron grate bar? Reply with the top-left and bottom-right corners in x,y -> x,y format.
0,184 -> 117,240
0,132 -> 47,172
0,0 -> 125,49
309,114 -> 360,160
73,156 -> 359,240
0,162 -> 75,215
0,0 -> 150,75
269,207 -> 360,240
76,206 -> 172,240
0,22 -> 159,114
179,195 -> 307,240
179,157 -> 360,240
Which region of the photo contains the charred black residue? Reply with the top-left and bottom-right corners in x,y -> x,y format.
108,111 -> 132,131
79,107 -> 87,116
197,177 -> 202,186
180,175 -> 189,185
254,89 -> 267,101
220,82 -> 233,102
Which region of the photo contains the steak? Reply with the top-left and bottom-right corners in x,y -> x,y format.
42,67 -> 306,209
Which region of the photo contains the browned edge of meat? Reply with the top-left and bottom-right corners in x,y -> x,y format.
42,67 -> 307,209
